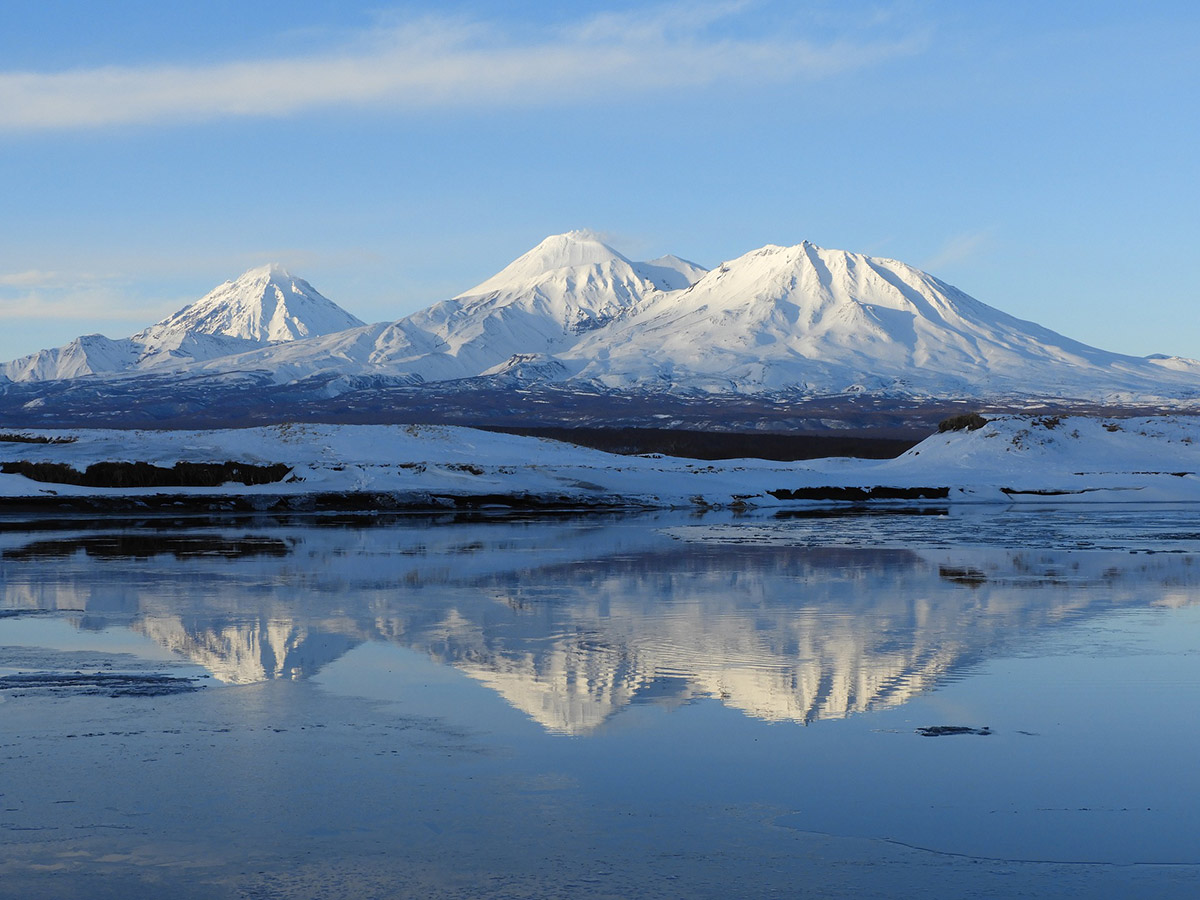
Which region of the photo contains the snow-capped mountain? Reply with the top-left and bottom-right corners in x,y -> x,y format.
178,230 -> 709,385
563,241 -> 1184,398
0,264 -> 364,382
145,263 -> 364,344
183,233 -> 1199,403
391,231 -> 705,374
3,233 -> 1199,409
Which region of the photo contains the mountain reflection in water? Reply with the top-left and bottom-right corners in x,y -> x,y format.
2,510 -> 1197,733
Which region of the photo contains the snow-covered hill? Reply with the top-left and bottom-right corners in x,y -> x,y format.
0,264 -> 363,382
2,415 -> 1199,509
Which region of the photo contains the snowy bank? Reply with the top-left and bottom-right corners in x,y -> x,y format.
1,416 -> 1198,512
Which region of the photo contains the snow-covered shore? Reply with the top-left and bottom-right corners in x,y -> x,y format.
1,415 -> 1198,511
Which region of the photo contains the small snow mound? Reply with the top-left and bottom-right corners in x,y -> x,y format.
480,353 -> 570,381
1147,354 -> 1200,373
636,254 -> 708,291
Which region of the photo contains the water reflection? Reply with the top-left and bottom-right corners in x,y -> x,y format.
3,533 -> 290,560
2,510 -> 1198,732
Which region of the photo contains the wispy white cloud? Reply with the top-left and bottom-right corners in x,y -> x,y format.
563,0 -> 754,43
921,231 -> 991,272
0,269 -> 62,288
0,6 -> 926,131
0,270 -> 170,326
0,292 -> 145,324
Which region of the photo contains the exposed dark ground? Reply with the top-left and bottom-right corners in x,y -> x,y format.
478,425 -> 920,460
1,372 -> 1180,457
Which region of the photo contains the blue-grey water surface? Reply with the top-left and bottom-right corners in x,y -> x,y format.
2,507 -> 1199,898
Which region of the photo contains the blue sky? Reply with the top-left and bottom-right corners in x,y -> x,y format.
1,0 -> 1197,363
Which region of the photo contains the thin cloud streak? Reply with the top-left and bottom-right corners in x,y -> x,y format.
0,10 -> 926,131
0,270 -> 62,288
0,290 -> 160,324
0,270 -> 174,328
921,231 -> 991,273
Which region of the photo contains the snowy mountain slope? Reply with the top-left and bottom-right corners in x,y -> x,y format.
182,318 -> 448,386
386,231 -> 704,373
1147,353 -> 1200,375
637,254 -> 709,291
2,333 -> 142,383
186,231 -> 710,384
0,264 -> 364,383
143,264 -> 364,344
563,242 -> 1199,399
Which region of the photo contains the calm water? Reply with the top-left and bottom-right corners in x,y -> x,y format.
2,507 -> 1199,899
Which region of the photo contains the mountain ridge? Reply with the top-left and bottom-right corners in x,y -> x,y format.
167,231 -> 712,387
3,232 -> 1198,412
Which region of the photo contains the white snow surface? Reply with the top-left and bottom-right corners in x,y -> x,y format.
3,233 -> 1199,403
0,264 -> 363,382
2,416 -> 1199,507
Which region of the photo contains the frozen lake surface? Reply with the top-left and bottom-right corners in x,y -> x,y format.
2,507 -> 1199,899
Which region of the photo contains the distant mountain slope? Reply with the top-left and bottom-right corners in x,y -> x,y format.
0,265 -> 364,383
